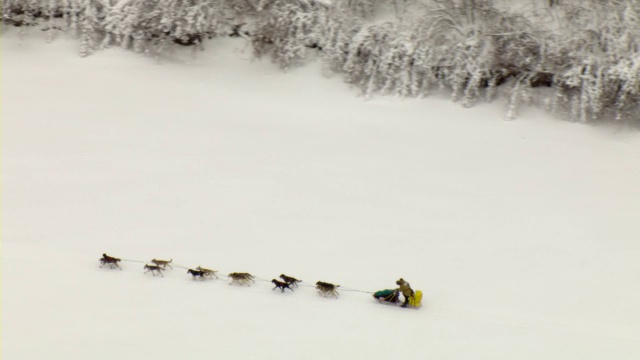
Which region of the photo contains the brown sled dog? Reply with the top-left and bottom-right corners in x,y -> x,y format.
151,258 -> 173,269
316,281 -> 340,298
144,264 -> 164,277
100,253 -> 122,269
196,266 -> 219,279
279,274 -> 301,287
228,272 -> 255,286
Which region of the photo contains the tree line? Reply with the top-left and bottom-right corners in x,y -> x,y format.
3,0 -> 640,124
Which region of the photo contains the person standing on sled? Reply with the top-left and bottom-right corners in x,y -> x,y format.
396,278 -> 414,307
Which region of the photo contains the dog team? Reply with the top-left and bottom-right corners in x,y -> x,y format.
100,253 -> 343,297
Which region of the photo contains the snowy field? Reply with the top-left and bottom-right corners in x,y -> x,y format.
3,29 -> 640,359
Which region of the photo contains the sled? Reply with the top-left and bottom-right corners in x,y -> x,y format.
373,289 -> 422,309
373,289 -> 400,304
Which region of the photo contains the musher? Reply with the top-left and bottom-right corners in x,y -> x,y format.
396,278 -> 414,307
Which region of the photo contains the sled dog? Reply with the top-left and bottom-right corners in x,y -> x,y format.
272,279 -> 294,292
316,281 -> 340,298
187,268 -> 206,279
196,266 -> 219,279
144,264 -> 164,276
228,272 -> 255,286
151,258 -> 173,269
279,274 -> 301,287
100,253 -> 122,269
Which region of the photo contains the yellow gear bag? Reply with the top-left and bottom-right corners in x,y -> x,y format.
409,290 -> 423,308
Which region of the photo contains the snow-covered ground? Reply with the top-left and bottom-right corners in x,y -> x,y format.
3,29 -> 640,359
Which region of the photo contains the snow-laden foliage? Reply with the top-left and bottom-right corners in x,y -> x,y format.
417,0 -> 500,106
336,0 -> 376,19
336,1 -> 536,107
4,0 -> 640,124
342,23 -> 403,98
101,0 -> 229,55
318,7 -> 360,73
1,0 -> 242,56
79,0 -> 104,57
548,0 -> 640,122
251,0 -> 331,69
2,0 -> 42,27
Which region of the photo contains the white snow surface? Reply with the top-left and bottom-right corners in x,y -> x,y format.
3,30 -> 640,359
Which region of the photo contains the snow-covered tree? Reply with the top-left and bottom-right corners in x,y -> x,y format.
339,0 -> 376,19
4,0 -> 640,124
413,1 -> 498,105
79,0 -> 104,57
102,0 -> 231,55
252,0 -> 330,69
341,23 -> 394,97
545,0 -> 640,122
1,0 -> 45,40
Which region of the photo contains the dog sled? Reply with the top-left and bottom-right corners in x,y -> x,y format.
373,289 -> 423,309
